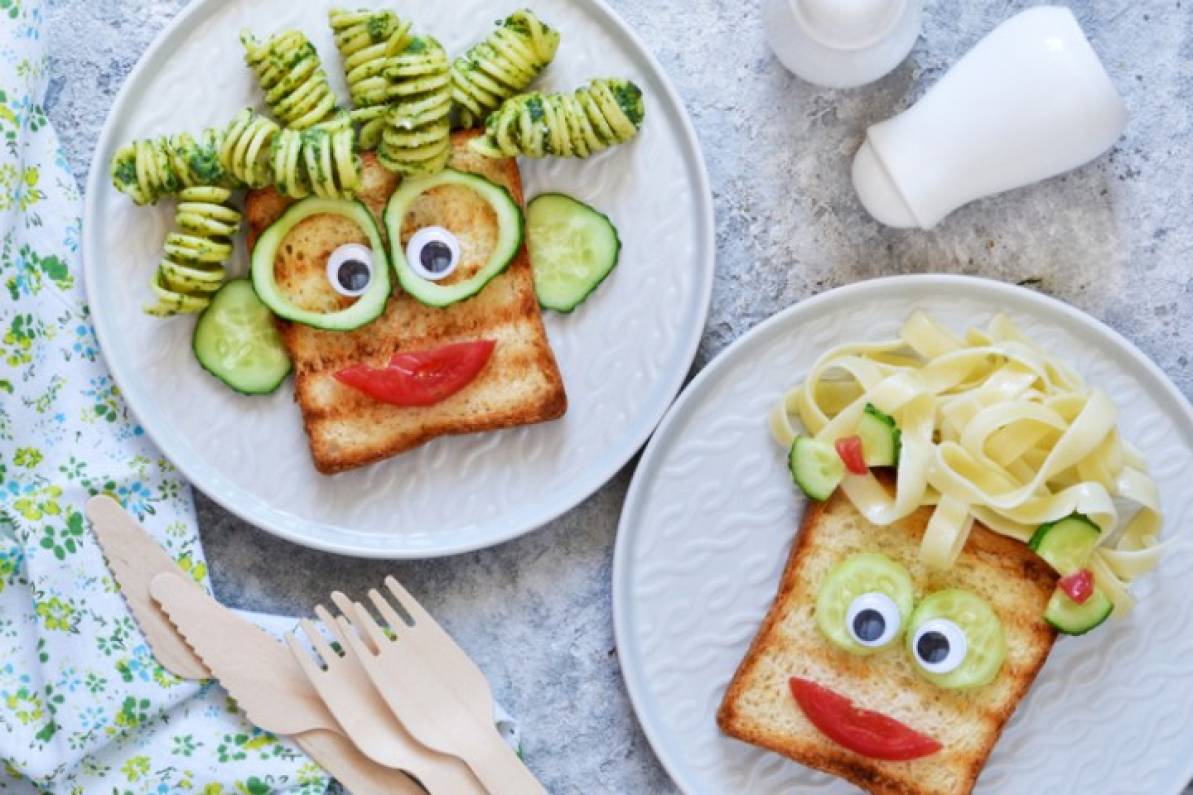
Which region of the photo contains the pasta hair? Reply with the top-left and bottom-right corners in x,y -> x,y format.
328,8 -> 413,149
451,9 -> 561,129
145,186 -> 241,316
110,129 -> 233,206
240,28 -> 338,129
469,77 -> 645,159
376,36 -> 453,176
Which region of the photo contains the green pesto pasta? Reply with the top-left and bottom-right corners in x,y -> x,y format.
219,108 -> 280,189
240,29 -> 338,129
111,108 -> 361,208
377,36 -> 453,176
328,7 -> 413,149
451,9 -> 560,129
470,78 -> 645,159
271,112 -> 361,199
145,186 -> 241,316
109,129 -> 233,206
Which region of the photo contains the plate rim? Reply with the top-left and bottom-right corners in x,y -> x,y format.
81,0 -> 715,559
612,273 -> 1193,793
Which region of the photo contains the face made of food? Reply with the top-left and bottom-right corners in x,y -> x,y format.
250,150 -> 518,407
794,551 -> 1008,760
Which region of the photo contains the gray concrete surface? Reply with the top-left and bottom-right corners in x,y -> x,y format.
46,0 -> 1192,791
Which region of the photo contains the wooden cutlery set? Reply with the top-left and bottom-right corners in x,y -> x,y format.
84,496 -> 543,794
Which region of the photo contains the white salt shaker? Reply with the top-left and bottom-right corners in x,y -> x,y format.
852,6 -> 1128,229
763,0 -> 923,88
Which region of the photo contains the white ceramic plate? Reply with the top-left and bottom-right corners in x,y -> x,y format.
614,275 -> 1193,794
83,0 -> 713,557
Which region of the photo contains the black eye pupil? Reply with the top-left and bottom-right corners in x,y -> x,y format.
420,240 -> 453,273
852,609 -> 886,642
917,631 -> 951,663
338,259 -> 370,292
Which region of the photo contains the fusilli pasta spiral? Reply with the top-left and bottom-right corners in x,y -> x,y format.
328,8 -> 413,149
110,130 -> 233,206
377,36 -> 453,176
144,187 -> 241,316
111,109 -> 361,204
240,29 -> 338,129
470,78 -> 644,159
271,113 -> 362,199
451,10 -> 560,129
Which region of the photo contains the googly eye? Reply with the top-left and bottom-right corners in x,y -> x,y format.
406,226 -> 460,281
845,592 -> 902,648
911,618 -> 968,675
326,243 -> 375,297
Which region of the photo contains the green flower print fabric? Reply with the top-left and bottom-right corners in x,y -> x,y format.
0,4 -> 326,793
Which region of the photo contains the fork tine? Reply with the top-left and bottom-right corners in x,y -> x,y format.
367,588 -> 407,635
284,631 -> 325,679
343,596 -> 388,649
329,591 -> 375,650
314,604 -> 344,644
333,615 -> 373,661
384,575 -> 430,626
299,616 -> 338,665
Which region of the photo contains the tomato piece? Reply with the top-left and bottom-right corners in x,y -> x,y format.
1058,568 -> 1094,604
334,340 -> 496,407
789,677 -> 941,760
835,436 -> 868,475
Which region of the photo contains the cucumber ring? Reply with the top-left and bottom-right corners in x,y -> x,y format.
251,197 -> 390,331
383,168 -> 524,307
815,553 -> 916,655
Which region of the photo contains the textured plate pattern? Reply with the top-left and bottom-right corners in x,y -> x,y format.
82,0 -> 713,556
614,276 -> 1193,794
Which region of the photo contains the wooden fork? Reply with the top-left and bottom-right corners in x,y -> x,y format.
285,605 -> 484,794
328,577 -> 546,795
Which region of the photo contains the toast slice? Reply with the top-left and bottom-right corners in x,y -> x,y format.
717,489 -> 1058,795
246,132 -> 567,474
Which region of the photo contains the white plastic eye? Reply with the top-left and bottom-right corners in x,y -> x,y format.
911,618 -> 968,674
406,226 -> 460,281
326,243 -> 375,297
845,592 -> 901,648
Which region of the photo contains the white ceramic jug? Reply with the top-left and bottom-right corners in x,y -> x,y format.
852,6 -> 1128,229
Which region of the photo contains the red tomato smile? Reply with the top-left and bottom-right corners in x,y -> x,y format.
789,677 -> 942,760
334,339 -> 497,407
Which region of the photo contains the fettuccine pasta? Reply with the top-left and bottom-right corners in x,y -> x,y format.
770,311 -> 1164,615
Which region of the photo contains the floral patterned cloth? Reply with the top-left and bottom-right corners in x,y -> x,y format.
0,3 -> 327,792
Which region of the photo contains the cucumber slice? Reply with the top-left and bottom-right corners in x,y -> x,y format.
815,553 -> 915,655
788,436 -> 845,501
384,169 -> 523,307
906,589 -> 1006,689
192,279 -> 291,395
251,197 -> 390,331
526,193 -> 621,312
1043,586 -> 1113,635
858,403 -> 901,467
1028,514 -> 1100,574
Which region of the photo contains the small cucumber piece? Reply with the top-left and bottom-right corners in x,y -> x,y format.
857,403 -> 901,467
815,553 -> 915,655
526,193 -> 621,312
192,279 -> 291,395
907,589 -> 1006,689
385,169 -> 523,307
1043,586 -> 1113,635
1028,514 -> 1100,574
788,436 -> 845,501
